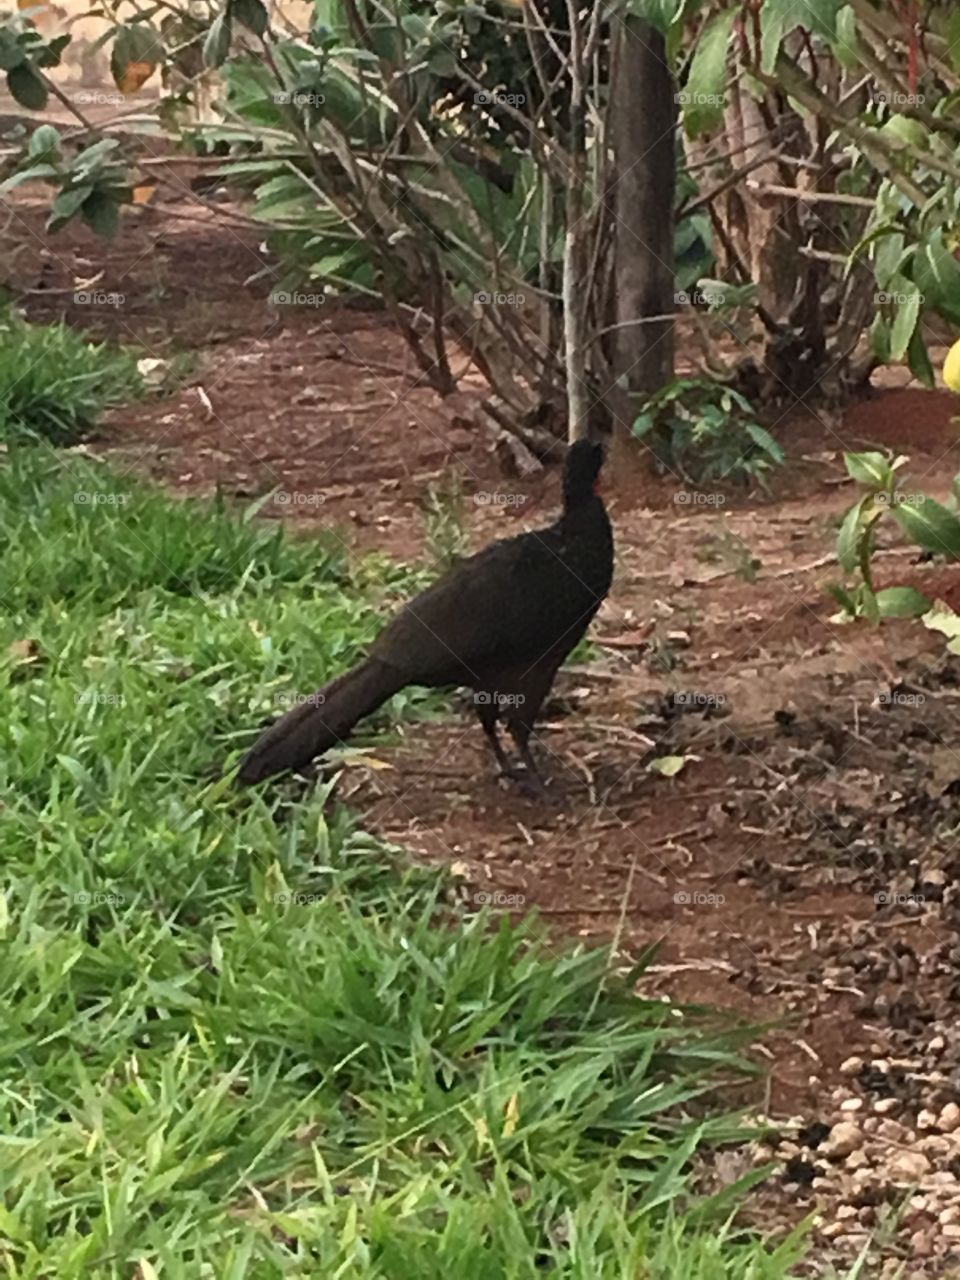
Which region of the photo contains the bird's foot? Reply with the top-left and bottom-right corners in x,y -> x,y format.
499,764 -> 548,799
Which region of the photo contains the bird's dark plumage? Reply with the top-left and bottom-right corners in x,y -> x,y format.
237,439 -> 614,791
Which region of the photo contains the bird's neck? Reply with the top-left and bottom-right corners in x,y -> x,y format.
560,493 -> 607,531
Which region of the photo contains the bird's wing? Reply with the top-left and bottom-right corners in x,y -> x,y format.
371,529 -> 569,684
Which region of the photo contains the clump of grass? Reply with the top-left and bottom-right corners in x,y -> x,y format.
0,309 -> 142,443
0,450 -> 829,1276
0,448 -> 347,607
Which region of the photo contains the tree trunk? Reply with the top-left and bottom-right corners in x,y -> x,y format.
610,17 -> 677,453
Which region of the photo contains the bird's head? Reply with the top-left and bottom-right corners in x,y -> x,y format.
563,438 -> 606,508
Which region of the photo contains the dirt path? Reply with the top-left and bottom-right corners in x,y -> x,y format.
7,180 -> 960,1272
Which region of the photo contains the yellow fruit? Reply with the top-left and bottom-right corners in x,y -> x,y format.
944,338 -> 960,393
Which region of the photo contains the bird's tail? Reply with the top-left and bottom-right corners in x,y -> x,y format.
237,657 -> 404,784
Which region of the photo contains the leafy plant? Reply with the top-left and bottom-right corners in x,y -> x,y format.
828,450 -> 960,621
423,469 -> 469,571
695,524 -> 763,583
631,377 -> 784,486
0,127 -> 134,238
0,311 -> 142,444
0,11 -> 69,111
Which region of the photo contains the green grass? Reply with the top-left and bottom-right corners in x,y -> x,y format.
0,445 -> 826,1276
0,310 -> 142,444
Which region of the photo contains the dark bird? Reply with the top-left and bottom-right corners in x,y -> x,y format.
237,438 -> 614,793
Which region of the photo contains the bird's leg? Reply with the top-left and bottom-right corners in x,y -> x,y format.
482,719 -> 515,777
505,721 -> 547,798
476,702 -> 517,779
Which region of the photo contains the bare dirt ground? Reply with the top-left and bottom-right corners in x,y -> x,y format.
7,166 -> 960,1274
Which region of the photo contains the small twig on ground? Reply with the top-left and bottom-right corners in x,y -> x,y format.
771,976 -> 866,998
645,960 -> 739,976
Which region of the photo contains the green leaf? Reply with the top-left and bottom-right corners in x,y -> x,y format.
948,10 -> 960,76
52,180 -> 95,213
7,63 -> 48,112
28,123 -> 60,160
623,0 -> 687,39
860,583 -> 879,624
832,5 -> 861,70
681,8 -> 736,137
875,586 -> 931,618
81,190 -> 120,238
427,47 -> 458,76
314,0 -> 346,30
240,489 -> 278,523
363,24 -> 401,62
912,237 -> 960,326
796,0 -> 840,39
870,314 -> 891,363
762,0 -> 834,72
906,326 -> 935,390
0,30 -> 24,71
230,0 -> 268,37
744,421 -> 784,462
844,451 -> 890,489
826,583 -> 858,616
872,231 -> 907,290
632,412 -> 656,440
47,183 -> 94,231
892,497 -> 960,559
0,163 -> 60,193
881,115 -> 929,153
57,754 -> 94,789
889,289 -> 921,362
70,138 -> 121,175
204,13 -> 233,69
35,33 -> 70,69
759,0 -> 794,76
837,496 -> 868,573
399,13 -> 431,40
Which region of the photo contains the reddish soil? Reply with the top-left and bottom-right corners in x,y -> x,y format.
6,168 -> 960,1272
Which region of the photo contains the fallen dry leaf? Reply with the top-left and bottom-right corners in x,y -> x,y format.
340,754 -> 394,771
8,638 -> 39,664
137,358 -> 170,389
595,627 -> 652,649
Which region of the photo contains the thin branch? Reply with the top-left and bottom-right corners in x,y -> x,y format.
681,150 -> 784,217
744,181 -> 878,208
